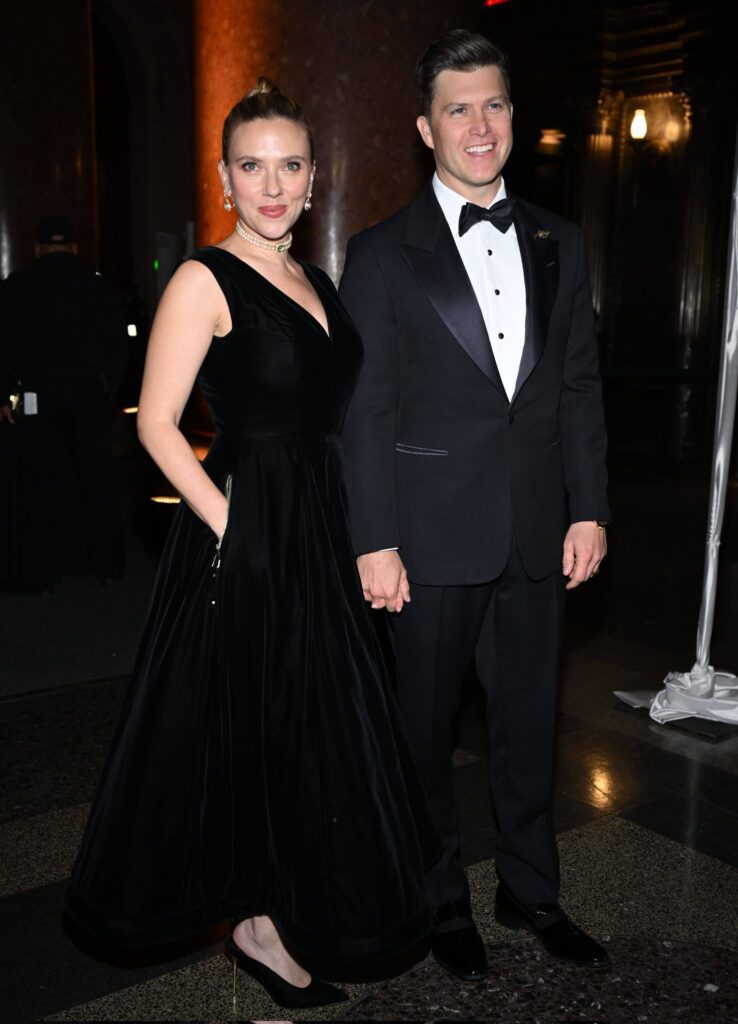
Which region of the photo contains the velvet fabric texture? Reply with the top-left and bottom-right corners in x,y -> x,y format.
65,247 -> 437,958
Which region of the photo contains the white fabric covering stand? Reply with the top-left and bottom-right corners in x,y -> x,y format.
616,125 -> 738,725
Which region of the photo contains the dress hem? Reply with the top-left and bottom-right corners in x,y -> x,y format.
64,887 -> 431,962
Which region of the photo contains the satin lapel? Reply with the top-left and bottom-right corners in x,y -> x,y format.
512,201 -> 559,401
400,185 -> 506,394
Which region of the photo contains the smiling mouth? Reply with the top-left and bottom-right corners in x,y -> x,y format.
259,205 -> 288,217
465,143 -> 495,154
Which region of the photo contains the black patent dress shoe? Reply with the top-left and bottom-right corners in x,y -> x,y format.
431,899 -> 489,981
225,934 -> 349,1008
494,883 -> 610,968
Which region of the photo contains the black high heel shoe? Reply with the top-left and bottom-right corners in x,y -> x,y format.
225,934 -> 349,1009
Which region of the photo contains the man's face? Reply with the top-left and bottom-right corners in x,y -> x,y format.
417,64 -> 513,204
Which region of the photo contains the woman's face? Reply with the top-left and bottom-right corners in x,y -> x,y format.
219,117 -> 314,242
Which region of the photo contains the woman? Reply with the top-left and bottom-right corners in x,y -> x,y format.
64,80 -> 438,1010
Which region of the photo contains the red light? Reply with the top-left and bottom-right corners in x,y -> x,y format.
484,0 -> 510,6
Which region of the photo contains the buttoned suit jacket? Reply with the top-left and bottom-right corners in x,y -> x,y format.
338,182 -> 610,584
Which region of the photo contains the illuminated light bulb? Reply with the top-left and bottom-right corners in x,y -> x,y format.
127,324 -> 138,337
121,406 -> 138,414
151,496 -> 181,505
630,109 -> 647,140
538,128 -> 566,149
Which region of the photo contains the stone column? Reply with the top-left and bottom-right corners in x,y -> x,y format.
0,0 -> 97,276
193,0 -> 481,281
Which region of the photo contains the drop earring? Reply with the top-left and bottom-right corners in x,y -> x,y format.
223,191 -> 235,212
304,180 -> 314,212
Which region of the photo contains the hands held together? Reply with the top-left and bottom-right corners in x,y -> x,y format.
357,550 -> 411,613
356,520 -> 607,611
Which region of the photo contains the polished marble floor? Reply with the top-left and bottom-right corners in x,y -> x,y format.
2,459 -> 738,1022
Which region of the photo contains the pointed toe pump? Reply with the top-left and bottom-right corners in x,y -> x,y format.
225,934 -> 349,1009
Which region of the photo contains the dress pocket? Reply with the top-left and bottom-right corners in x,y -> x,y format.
211,473 -> 233,574
220,473 -> 233,542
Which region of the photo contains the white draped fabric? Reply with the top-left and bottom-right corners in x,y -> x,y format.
648,125 -> 738,727
650,665 -> 738,724
616,126 -> 738,727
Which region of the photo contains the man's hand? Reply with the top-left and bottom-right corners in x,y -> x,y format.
356,550 -> 411,612
562,521 -> 607,590
0,405 -> 15,424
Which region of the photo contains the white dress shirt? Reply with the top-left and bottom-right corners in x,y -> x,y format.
433,173 -> 527,401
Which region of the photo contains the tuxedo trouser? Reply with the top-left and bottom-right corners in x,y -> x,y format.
389,543 -> 566,911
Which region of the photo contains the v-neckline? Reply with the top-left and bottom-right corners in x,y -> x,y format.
211,247 -> 331,340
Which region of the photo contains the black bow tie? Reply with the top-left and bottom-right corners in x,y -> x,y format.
458,197 -> 516,237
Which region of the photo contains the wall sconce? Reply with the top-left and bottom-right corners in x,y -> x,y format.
624,97 -> 688,211
630,109 -> 648,141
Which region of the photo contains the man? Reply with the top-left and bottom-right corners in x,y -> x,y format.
0,216 -> 127,588
339,30 -> 611,979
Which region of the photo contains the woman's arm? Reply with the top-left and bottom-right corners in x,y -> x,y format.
137,260 -> 231,538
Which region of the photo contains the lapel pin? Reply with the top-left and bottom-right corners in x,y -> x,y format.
533,229 -> 551,241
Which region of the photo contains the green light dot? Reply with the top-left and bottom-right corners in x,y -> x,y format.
153,258 -> 159,271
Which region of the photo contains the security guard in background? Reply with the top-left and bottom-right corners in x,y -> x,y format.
0,216 -> 127,589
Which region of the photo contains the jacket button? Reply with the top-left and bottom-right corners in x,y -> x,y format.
507,413 -> 515,424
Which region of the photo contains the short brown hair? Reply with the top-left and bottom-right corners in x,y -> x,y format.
221,77 -> 314,162
415,30 -> 510,119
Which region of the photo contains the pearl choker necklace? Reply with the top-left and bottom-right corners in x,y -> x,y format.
235,219 -> 292,253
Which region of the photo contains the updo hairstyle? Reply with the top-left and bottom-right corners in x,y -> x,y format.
221,77 -> 314,163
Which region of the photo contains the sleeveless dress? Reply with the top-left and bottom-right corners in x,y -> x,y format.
65,247 -> 437,959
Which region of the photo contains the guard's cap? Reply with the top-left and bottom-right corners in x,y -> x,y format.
36,215 -> 76,244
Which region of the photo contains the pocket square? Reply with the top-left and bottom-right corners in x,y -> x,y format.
534,229 -> 552,240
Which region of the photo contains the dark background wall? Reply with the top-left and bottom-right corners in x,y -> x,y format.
480,0 -> 738,468
0,0 -> 98,275
1,0 -> 736,467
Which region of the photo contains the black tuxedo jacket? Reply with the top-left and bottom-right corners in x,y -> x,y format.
338,182 -> 610,584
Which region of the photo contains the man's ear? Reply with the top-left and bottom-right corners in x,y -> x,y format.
416,115 -> 435,151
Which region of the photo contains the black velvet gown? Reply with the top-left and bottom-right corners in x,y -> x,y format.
65,247 -> 437,958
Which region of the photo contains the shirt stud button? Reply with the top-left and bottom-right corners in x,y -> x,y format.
495,289 -> 500,295
498,332 -> 504,339
487,249 -> 493,256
